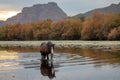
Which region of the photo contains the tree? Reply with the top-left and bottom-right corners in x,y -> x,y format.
33,19 -> 52,40
108,27 -> 120,40
0,27 -> 6,40
61,19 -> 82,40
50,18 -> 82,40
81,11 -> 116,40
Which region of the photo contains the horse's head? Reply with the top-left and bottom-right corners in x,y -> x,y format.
47,41 -> 54,53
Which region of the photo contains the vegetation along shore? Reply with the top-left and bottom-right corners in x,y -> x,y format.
0,12 -> 120,41
0,41 -> 120,50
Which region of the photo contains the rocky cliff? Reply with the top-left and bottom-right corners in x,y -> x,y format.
6,2 -> 67,24
74,3 -> 120,18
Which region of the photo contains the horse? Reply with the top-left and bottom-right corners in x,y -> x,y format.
40,41 -> 54,60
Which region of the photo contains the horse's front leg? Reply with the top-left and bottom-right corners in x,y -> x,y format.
51,53 -> 53,60
47,54 -> 49,60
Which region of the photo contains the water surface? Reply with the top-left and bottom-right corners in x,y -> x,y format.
0,47 -> 120,80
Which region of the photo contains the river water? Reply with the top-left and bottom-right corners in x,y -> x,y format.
0,47 -> 120,80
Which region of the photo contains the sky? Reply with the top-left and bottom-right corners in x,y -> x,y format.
0,0 -> 120,21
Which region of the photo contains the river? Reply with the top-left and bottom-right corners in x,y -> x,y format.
0,47 -> 120,80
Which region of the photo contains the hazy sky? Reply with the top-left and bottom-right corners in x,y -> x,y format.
0,0 -> 120,20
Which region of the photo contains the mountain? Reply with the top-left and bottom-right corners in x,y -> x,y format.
6,2 -> 67,24
74,3 -> 120,18
0,20 -> 5,26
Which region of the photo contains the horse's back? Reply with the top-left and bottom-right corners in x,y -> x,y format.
40,42 -> 49,53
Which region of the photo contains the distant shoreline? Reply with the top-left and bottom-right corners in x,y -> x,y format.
0,41 -> 120,49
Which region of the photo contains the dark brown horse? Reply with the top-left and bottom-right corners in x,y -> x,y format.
40,59 -> 55,79
40,42 -> 54,60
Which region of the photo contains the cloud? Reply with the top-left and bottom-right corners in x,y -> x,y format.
0,4 -> 21,11
0,11 -> 19,20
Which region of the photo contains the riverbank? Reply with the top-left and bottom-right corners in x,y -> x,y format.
0,41 -> 120,49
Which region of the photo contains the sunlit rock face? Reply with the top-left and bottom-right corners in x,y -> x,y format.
6,2 -> 67,24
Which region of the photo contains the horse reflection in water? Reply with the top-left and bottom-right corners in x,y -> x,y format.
40,59 -> 55,79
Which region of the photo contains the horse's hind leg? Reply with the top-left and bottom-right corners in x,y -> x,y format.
41,53 -> 46,60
